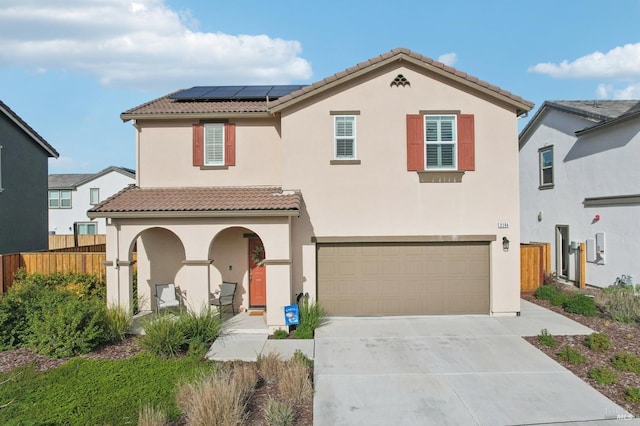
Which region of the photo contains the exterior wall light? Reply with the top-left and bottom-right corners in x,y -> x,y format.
594,214 -> 600,221
502,237 -> 510,252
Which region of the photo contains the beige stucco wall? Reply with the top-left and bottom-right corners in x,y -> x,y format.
135,118 -> 282,188
281,62 -> 522,314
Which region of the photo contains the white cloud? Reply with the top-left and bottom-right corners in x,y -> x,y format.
528,43 -> 640,79
49,156 -> 91,172
0,0 -> 312,90
438,52 -> 457,67
597,83 -> 640,100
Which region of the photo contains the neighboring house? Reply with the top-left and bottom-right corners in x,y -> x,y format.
89,48 -> 533,328
0,100 -> 59,254
48,166 -> 135,235
519,100 -> 640,288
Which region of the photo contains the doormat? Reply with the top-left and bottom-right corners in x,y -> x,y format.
249,310 -> 264,316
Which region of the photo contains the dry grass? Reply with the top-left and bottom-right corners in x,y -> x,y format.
177,367 -> 258,426
232,363 -> 259,401
279,361 -> 313,405
257,352 -> 285,383
137,404 -> 169,426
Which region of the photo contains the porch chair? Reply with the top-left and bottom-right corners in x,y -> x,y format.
210,281 -> 237,318
154,283 -> 182,314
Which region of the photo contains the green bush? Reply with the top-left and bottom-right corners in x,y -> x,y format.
290,349 -> 313,368
273,329 -> 288,339
603,286 -> 640,323
611,352 -> 640,375
538,329 -> 557,347
139,314 -> 186,358
263,397 -> 295,426
293,325 -> 313,340
104,306 -> 132,343
625,387 -> 640,403
177,307 -> 222,348
535,285 -> 558,301
550,292 -> 570,306
585,332 -> 611,352
563,294 -> 596,317
589,367 -> 617,385
297,296 -> 327,337
557,346 -> 587,365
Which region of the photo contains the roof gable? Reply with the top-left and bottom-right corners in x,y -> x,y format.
49,166 -> 136,189
0,100 -> 59,158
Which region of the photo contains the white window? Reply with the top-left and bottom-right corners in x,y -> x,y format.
334,116 -> 356,159
204,123 -> 225,166
49,189 -> 71,208
539,146 -> 553,187
425,115 -> 457,169
90,188 -> 100,205
76,222 -> 97,235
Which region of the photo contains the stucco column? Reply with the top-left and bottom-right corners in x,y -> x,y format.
264,261 -> 292,328
182,260 -> 212,314
117,261 -> 134,315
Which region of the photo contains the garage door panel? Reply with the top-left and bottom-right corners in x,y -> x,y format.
318,242 -> 489,316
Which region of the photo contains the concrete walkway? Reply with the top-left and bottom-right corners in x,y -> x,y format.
313,300 -> 637,425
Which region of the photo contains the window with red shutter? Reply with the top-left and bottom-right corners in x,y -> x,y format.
192,123 -> 204,167
406,114 -> 424,171
457,114 -> 475,171
192,122 -> 236,167
224,123 -> 236,166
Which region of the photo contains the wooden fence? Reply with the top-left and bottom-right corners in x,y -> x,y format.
520,242 -> 551,294
48,234 -> 106,250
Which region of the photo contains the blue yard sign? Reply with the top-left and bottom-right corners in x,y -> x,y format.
284,304 -> 300,326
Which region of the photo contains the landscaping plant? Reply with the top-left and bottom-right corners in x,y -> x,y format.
611,352 -> 640,375
588,367 -> 617,385
263,397 -> 295,426
602,285 -> 640,323
273,329 -> 288,339
295,295 -> 327,338
557,346 -> 587,365
562,294 -> 596,316
626,387 -> 640,403
585,332 -> 611,352
538,329 -> 558,347
535,284 -> 559,301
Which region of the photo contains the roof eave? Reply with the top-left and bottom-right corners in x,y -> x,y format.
0,103 -> 59,158
270,53 -> 534,116
575,111 -> 640,136
88,209 -> 300,219
120,111 -> 270,122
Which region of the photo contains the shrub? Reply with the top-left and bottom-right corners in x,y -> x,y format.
104,305 -> 132,343
550,292 -> 570,307
589,367 -> 617,385
602,286 -> 640,323
563,294 -> 596,317
177,370 -> 249,426
263,398 -> 295,426
278,360 -> 313,405
625,387 -> 640,403
257,352 -> 285,383
557,346 -> 587,365
138,404 -> 169,426
293,325 -> 313,339
28,296 -> 108,358
290,350 -> 313,368
297,296 -> 327,335
535,284 -> 559,301
139,314 -> 186,358
585,332 -> 611,352
273,329 -> 288,339
611,352 -> 640,375
538,329 -> 557,347
177,308 -> 222,348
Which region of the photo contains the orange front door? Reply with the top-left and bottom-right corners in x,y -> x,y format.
248,237 -> 266,307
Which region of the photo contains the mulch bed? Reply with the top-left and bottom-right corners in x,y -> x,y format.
523,292 -> 640,416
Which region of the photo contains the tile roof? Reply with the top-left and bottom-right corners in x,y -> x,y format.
0,100 -> 59,157
88,186 -> 301,216
121,47 -> 534,121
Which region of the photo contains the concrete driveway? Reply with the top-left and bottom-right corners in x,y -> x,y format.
313,300 -> 636,425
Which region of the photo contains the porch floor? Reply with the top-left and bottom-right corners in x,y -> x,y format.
126,310 -> 269,335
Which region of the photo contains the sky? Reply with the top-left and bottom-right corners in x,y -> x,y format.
1,0 -> 640,174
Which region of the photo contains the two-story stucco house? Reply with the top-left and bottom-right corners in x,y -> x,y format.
0,100 -> 59,254
48,166 -> 135,235
519,100 -> 640,288
89,48 -> 533,328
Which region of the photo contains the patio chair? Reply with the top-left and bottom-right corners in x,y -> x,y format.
154,283 -> 182,314
210,281 -> 237,318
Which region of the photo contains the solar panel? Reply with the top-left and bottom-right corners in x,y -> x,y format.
169,85 -> 308,101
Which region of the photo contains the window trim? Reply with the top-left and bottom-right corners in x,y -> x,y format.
89,188 -> 100,205
204,123 -> 225,166
425,114 -> 457,170
538,146 -> 554,189
333,115 -> 357,160
48,189 -> 72,209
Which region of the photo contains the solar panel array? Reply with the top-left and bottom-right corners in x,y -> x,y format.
169,85 -> 307,101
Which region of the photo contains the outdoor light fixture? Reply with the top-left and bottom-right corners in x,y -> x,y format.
502,236 -> 510,252
594,214 -> 601,221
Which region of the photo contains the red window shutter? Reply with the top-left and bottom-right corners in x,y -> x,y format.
406,114 -> 424,171
225,123 -> 236,166
457,114 -> 475,171
192,123 -> 204,166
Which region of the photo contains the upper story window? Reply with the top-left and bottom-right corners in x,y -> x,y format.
539,146 -> 553,188
425,115 -> 456,169
192,122 -> 236,168
90,188 -> 100,205
334,115 -> 356,159
49,189 -> 71,208
406,113 -> 475,176
75,222 -> 97,235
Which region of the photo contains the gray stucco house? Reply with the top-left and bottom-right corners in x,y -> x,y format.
0,100 -> 59,254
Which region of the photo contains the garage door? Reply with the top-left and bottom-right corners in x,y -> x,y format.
317,242 -> 489,316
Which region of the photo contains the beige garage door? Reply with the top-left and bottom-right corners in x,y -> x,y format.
317,242 -> 490,316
